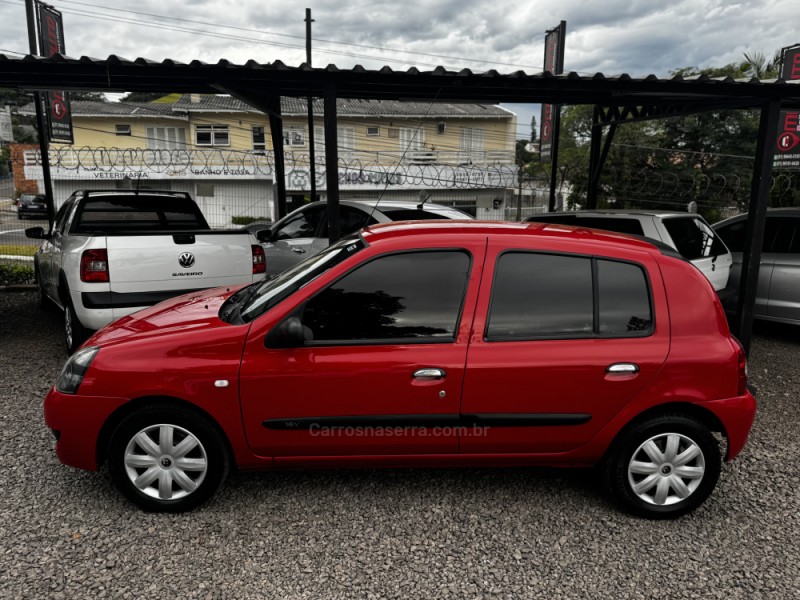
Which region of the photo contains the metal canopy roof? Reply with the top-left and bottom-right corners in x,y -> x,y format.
2,54 -> 800,110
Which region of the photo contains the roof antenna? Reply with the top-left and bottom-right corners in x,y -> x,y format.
417,189 -> 431,210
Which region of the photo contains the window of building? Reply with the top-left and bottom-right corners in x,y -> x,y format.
366,126 -> 380,136
195,125 -> 230,147
486,252 -> 652,340
387,128 -> 400,139
460,127 -> 485,163
302,251 -> 471,343
314,126 -> 355,161
115,124 -> 131,136
252,126 -> 266,154
400,127 -> 425,156
284,126 -> 306,147
145,127 -> 187,150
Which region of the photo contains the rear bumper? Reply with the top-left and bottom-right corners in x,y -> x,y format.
43,387 -> 129,471
82,288 -> 204,310
698,390 -> 757,461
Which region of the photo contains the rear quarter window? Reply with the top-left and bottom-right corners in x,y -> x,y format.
663,217 -> 727,259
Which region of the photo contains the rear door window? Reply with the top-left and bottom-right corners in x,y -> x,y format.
486,252 -> 652,340
714,217 -> 781,253
771,218 -> 800,254
317,206 -> 378,239
662,217 -> 727,259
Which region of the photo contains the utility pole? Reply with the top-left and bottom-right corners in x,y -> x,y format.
24,0 -> 56,226
305,8 -> 317,205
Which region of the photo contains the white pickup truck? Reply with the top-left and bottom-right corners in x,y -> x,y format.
26,190 -> 266,352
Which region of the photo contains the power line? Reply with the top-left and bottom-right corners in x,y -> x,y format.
52,0 -> 543,71
0,0 -> 542,71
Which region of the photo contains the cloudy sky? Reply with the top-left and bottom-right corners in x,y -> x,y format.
1,0 -> 798,137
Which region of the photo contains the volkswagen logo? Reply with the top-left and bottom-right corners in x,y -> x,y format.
178,252 -> 196,269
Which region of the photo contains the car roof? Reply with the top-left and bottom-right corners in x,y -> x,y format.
714,207 -> 800,226
312,199 -> 461,211
530,209 -> 700,219
361,220 -> 665,254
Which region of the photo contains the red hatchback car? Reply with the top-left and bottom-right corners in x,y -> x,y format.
44,221 -> 756,518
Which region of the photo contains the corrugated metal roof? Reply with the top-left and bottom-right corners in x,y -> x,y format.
173,94 -> 513,117
1,54 -> 798,108
18,96 -> 514,119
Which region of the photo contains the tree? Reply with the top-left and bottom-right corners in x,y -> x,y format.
528,51 -> 800,217
515,139 -> 533,166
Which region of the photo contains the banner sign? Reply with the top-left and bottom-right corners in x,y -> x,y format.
539,22 -> 566,163
36,1 -> 74,144
774,45 -> 800,170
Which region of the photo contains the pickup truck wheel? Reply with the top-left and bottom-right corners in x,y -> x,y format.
108,407 -> 228,512
603,415 -> 721,519
35,265 -> 51,311
64,298 -> 88,354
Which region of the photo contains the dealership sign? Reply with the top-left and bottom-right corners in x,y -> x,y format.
36,1 -> 74,144
539,22 -> 566,163
774,45 -> 800,170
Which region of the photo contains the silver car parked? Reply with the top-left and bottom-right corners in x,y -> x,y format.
713,208 -> 800,325
251,199 -> 474,275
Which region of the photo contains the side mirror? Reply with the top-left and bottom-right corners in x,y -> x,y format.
256,228 -> 275,243
265,316 -> 310,349
25,227 -> 48,240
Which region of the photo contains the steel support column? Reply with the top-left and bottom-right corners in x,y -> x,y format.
733,98 -> 781,355
324,81 -> 340,244
266,96 -> 288,220
587,106 -> 602,210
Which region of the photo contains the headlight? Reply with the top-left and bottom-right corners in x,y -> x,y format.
56,347 -> 100,394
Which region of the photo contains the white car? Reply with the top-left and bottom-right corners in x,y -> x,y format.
527,210 -> 732,291
251,199 -> 474,276
27,190 -> 266,352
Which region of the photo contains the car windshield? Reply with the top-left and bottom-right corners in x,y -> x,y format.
233,234 -> 366,323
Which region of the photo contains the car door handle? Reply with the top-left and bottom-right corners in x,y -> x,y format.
292,248 -> 306,254
413,368 -> 446,380
606,363 -> 640,374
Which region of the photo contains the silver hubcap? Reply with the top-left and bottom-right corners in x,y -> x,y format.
123,424 -> 208,501
627,433 -> 705,506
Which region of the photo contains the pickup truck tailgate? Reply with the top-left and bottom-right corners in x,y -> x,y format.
106,233 -> 254,293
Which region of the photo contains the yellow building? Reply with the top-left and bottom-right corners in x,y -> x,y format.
20,95 -> 518,225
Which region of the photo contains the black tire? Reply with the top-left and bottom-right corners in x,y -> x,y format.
602,414 -> 722,519
34,263 -> 52,311
108,406 -> 229,512
64,296 -> 89,354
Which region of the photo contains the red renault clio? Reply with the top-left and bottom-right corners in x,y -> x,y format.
43,222 -> 756,518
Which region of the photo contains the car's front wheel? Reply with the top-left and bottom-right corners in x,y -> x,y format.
108,406 -> 229,512
603,414 -> 721,519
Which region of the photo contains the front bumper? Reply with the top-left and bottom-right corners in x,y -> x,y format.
43,387 -> 129,471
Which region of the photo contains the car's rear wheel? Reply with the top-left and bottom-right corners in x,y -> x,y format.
64,297 -> 88,354
108,407 -> 229,512
603,414 -> 721,519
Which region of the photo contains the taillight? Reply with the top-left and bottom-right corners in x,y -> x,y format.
80,249 -> 109,282
732,337 -> 748,395
251,244 -> 266,274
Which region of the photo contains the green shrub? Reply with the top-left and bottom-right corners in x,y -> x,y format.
0,264 -> 35,285
231,216 -> 271,226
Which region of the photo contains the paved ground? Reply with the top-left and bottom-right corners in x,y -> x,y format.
0,290 -> 798,599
